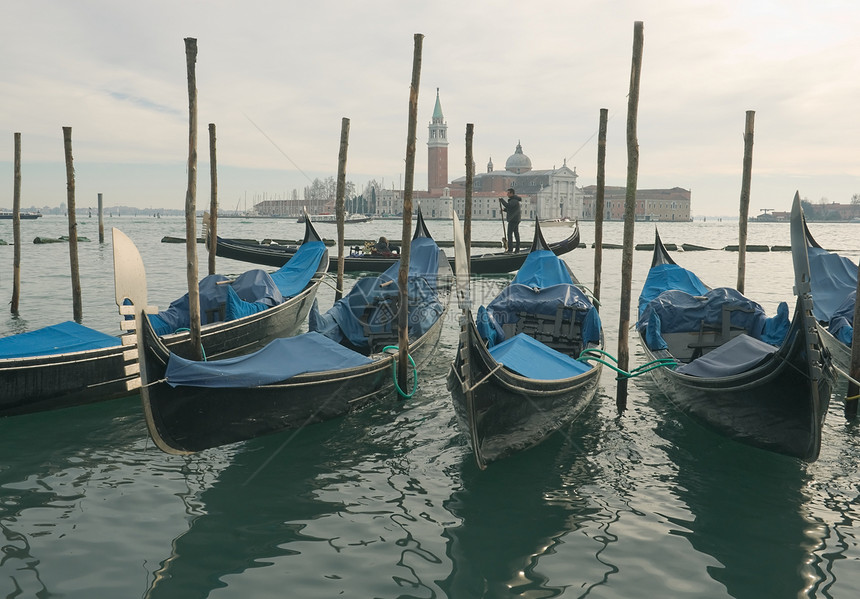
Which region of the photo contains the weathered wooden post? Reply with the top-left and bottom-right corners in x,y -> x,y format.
11,133 -> 21,314
97,192 -> 104,243
737,110 -> 755,294
848,269 -> 860,418
464,123 -> 474,261
63,126 -> 83,323
616,21 -> 644,413
334,117 -> 350,301
594,108 -> 608,305
208,123 -> 218,275
397,33 -> 423,391
183,37 -> 202,360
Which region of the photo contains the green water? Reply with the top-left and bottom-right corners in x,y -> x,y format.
0,215 -> 857,598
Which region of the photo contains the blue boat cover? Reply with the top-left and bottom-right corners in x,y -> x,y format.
830,315 -> 854,346
638,288 -> 790,349
760,301 -> 790,345
807,246 -> 857,323
674,333 -> 777,377
270,240 -> 327,298
308,236 -> 445,350
0,321 -> 120,359
149,240 -> 324,336
165,331 -> 373,388
828,289 -> 856,344
488,333 -> 592,380
638,287 -> 767,335
477,283 -> 598,347
637,263 -> 708,318
511,249 -> 574,288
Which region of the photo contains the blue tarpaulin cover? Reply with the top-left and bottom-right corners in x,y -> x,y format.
270,240 -> 327,297
638,263 -> 708,318
308,236 -> 445,350
149,240 -> 325,335
164,235 -> 446,388
488,333 -> 592,380
0,321 -> 120,359
478,283 -> 597,347
165,331 -> 373,388
637,288 -> 768,336
807,246 -> 857,323
511,249 -> 574,288
828,290 -> 856,345
674,333 -> 777,377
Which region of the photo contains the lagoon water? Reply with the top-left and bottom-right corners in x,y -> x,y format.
1,214 -> 858,598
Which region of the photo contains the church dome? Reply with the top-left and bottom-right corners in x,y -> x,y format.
505,141 -> 532,174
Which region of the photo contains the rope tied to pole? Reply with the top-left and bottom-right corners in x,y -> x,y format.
578,348 -> 676,380
383,345 -> 418,398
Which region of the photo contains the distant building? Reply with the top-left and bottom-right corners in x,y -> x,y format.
351,89 -> 694,221
580,186 -> 692,222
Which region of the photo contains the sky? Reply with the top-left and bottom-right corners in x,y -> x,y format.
1,0 -> 858,217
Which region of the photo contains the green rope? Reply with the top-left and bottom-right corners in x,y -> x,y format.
382,345 -> 418,398
173,327 -> 207,361
577,348 -> 676,379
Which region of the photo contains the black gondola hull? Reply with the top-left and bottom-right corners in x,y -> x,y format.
638,312 -> 830,461
0,278 -> 323,418
0,344 -> 138,416
215,228 -> 580,275
138,301 -> 446,453
447,318 -> 602,466
639,224 -> 832,461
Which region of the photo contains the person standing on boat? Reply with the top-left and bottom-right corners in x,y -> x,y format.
372,236 -> 398,255
499,187 -> 522,253
373,236 -> 390,254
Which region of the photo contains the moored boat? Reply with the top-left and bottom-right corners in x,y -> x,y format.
213,225 -> 580,275
790,193 -> 857,386
447,217 -> 603,468
125,208 -> 452,454
0,216 -> 328,418
635,226 -> 832,461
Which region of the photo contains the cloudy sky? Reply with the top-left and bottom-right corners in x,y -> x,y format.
1,0 -> 857,217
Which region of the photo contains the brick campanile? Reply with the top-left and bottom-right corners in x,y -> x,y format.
427,88 -> 448,193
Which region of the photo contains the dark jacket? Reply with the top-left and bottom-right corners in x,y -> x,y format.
500,194 -> 522,223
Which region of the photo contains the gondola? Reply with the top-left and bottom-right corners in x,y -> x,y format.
122,209 -> 452,454
213,224 -> 580,275
447,216 -> 603,468
790,193 -> 856,377
0,217 -> 328,418
635,226 -> 832,461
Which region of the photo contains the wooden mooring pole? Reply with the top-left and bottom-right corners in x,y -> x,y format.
63,126 -> 83,323
97,192 -> 104,243
11,133 -> 22,314
593,108 -> 608,305
847,272 -> 860,418
397,33 -> 423,392
616,21 -> 644,413
465,123 -> 474,262
335,117 -> 350,301
737,110 -> 755,294
183,37 -> 202,360
208,123 -> 218,275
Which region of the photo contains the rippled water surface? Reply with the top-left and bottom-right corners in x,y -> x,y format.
1,215 -> 858,598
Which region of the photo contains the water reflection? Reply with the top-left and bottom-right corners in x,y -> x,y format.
143,396 -> 456,599
648,387 -> 822,598
441,402 -> 610,597
0,397 -> 176,598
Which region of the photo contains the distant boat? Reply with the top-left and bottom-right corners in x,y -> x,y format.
538,216 -> 575,227
0,211 -> 42,220
296,213 -> 372,224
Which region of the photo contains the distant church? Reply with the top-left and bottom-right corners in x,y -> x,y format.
375,89 -> 690,221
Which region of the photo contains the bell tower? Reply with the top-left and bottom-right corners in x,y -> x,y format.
427,88 -> 448,193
